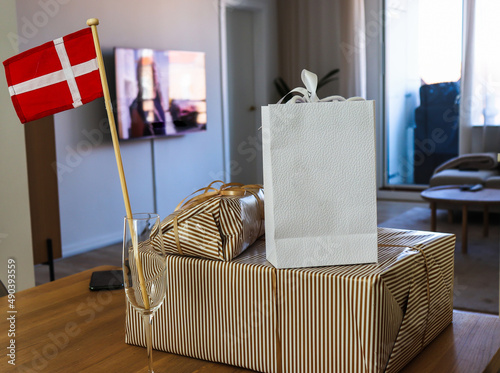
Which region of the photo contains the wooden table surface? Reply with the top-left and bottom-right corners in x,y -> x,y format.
1,265 -> 499,373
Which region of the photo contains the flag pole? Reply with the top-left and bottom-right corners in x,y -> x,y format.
86,18 -> 150,310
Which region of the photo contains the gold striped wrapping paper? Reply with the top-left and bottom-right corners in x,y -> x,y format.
160,187 -> 264,261
125,227 -> 455,373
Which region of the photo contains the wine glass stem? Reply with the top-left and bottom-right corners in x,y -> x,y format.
143,312 -> 154,373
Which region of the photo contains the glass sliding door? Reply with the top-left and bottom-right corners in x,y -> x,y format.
384,0 -> 462,187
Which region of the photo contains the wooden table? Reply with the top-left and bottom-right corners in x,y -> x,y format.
1,266 -> 500,372
421,185 -> 500,253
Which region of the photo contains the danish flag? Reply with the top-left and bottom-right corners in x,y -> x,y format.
3,28 -> 103,123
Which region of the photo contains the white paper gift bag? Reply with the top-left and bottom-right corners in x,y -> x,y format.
262,69 -> 378,268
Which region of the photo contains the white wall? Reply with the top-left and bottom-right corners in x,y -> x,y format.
0,0 -> 35,291
15,0 -> 224,256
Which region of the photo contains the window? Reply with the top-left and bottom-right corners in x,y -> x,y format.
384,0 -> 462,186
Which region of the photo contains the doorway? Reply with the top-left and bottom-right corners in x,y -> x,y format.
220,0 -> 277,185
225,8 -> 259,184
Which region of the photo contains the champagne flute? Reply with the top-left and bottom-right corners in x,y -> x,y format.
123,213 -> 166,373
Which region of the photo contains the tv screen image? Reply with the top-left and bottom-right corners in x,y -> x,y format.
115,48 -> 207,140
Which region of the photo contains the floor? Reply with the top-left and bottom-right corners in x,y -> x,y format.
35,240 -> 123,286
34,199 -> 427,286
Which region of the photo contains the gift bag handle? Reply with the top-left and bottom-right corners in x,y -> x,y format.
277,69 -> 366,104
301,69 -> 319,102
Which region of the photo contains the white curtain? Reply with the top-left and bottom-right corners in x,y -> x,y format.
276,0 -> 366,98
460,0 -> 500,154
338,0 -> 366,98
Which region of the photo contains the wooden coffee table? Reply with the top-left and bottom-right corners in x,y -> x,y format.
421,185 -> 500,253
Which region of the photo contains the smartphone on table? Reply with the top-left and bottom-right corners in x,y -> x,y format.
89,270 -> 124,291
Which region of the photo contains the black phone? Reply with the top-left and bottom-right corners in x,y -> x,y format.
89,270 -> 124,291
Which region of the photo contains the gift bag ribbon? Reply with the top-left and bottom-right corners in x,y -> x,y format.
278,69 -> 366,104
169,181 -> 264,256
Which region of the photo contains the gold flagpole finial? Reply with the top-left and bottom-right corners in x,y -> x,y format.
86,18 -> 99,26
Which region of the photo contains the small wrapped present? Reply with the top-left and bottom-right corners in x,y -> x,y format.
126,228 -> 456,373
159,181 -> 264,261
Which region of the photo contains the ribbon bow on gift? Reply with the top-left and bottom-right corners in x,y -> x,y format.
278,69 -> 366,104
174,180 -> 263,213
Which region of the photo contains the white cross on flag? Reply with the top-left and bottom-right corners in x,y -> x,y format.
3,28 -> 103,123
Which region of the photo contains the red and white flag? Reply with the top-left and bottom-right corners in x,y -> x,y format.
3,28 -> 103,123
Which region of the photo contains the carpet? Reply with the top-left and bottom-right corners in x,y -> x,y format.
379,207 -> 499,315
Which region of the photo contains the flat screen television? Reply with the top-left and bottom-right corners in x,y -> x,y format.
114,47 -> 207,140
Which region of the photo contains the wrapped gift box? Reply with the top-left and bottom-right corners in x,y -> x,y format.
126,228 -> 455,373
159,183 -> 264,261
